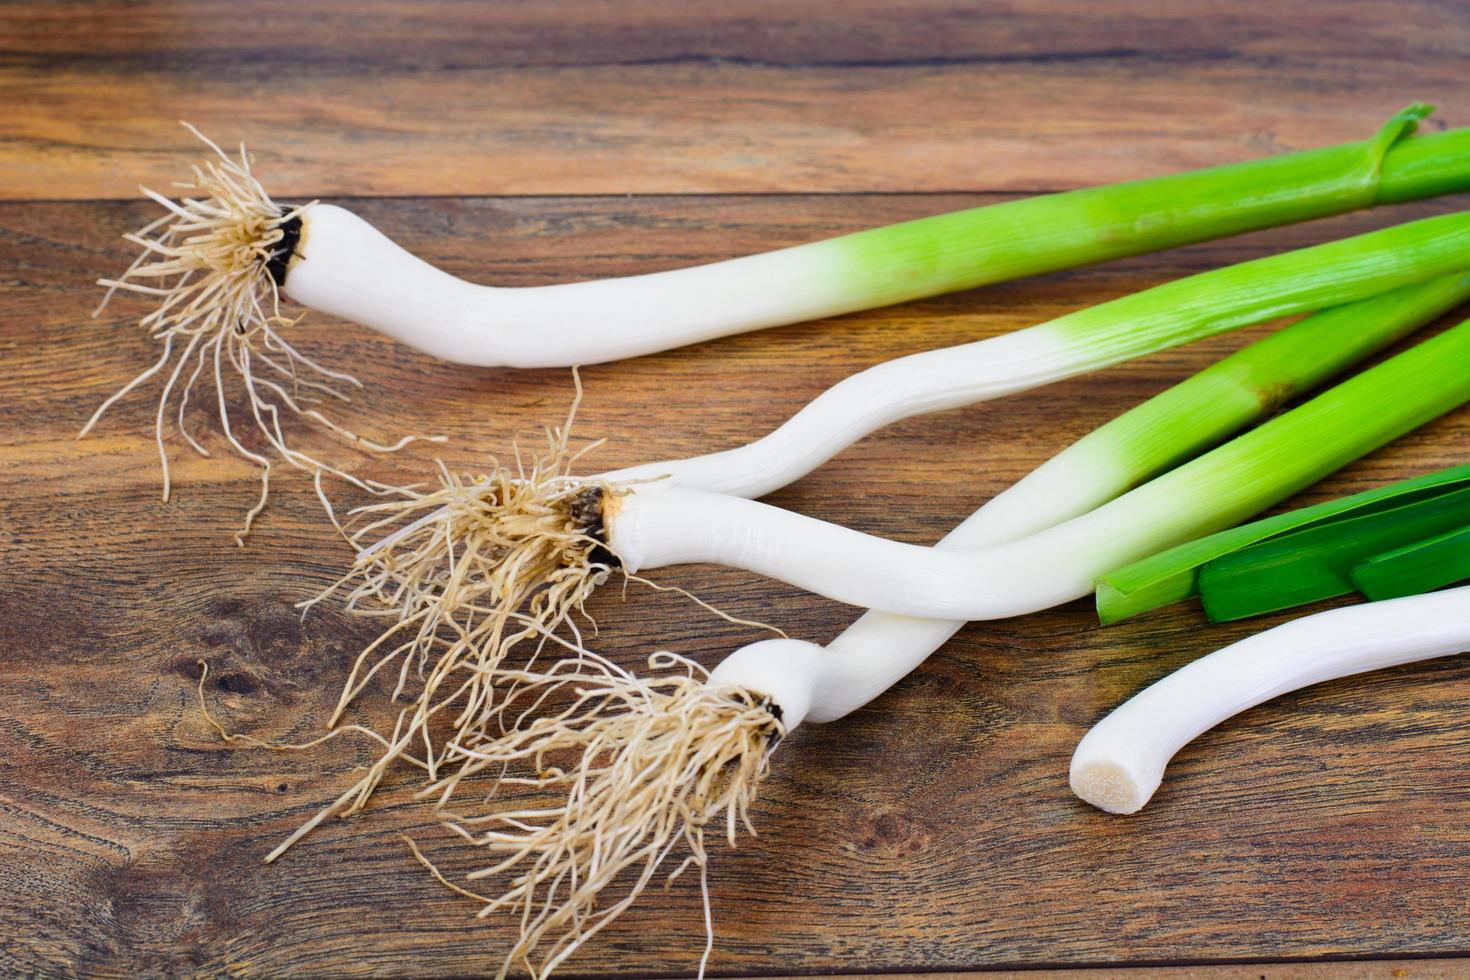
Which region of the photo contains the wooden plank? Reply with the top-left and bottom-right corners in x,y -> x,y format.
2,1 -> 1467,198
779,963 -> 1470,980
4,194 -> 1470,977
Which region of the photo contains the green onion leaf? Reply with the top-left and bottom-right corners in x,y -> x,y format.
1352,522 -> 1470,601
1197,486 -> 1470,621
1096,462 -> 1470,624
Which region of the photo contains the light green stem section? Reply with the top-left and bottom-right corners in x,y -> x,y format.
817,104 -> 1470,307
1055,272 -> 1470,489
1034,210 -> 1470,361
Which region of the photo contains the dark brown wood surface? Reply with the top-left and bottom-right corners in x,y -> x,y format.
3,3 -> 1469,978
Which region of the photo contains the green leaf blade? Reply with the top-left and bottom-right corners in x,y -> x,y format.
1196,486 -> 1470,621
1353,523 -> 1470,601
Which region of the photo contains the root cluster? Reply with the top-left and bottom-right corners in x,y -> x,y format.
112,156 -> 793,969
85,125 -> 438,542
274,390 -> 621,852
426,651 -> 783,978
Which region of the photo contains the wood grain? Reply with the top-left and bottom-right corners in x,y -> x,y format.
3,1 -> 1469,198
5,194 -> 1470,978
4,2 -> 1470,978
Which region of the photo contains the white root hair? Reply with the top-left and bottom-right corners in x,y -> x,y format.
253,384 -> 617,864
83,123 -> 441,543
422,650 -> 783,979
282,383 -> 617,824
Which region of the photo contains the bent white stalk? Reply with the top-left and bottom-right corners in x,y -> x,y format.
1070,585 -> 1470,815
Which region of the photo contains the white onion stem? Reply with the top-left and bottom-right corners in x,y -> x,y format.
1070,585 -> 1470,814
705,465 -> 1079,727
600,327 -> 1070,496
286,205 -> 851,369
610,483 -> 1108,619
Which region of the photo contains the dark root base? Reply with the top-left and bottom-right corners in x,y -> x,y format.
264,213 -> 304,286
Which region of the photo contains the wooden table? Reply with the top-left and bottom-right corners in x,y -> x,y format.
3,2 -> 1469,977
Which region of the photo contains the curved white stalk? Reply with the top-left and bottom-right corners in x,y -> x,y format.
598,327 -> 1084,496
610,482 -> 1112,619
286,205 -> 855,368
1070,586 -> 1470,815
711,444 -> 1141,725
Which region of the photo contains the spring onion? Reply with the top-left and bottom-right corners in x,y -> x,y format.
85,108 -> 1470,513
297,106 -> 1470,367
386,304 -> 1470,977
1071,585 -> 1470,815
1198,485 -> 1470,620
1098,462 -> 1470,623
105,107 -> 1465,370
1353,523 -> 1470,600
